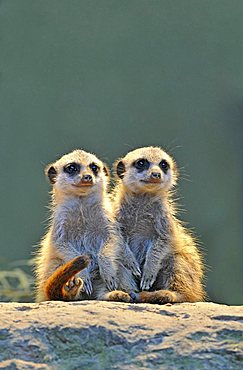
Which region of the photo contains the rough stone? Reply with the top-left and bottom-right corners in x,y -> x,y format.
0,301 -> 242,369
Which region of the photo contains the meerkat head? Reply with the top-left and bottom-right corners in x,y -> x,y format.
45,149 -> 109,200
114,146 -> 178,195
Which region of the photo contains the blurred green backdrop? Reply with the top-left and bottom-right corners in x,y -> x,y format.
0,0 -> 242,304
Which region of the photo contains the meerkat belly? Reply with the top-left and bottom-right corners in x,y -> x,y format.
119,219 -> 155,265
119,197 -> 169,266
54,202 -> 109,254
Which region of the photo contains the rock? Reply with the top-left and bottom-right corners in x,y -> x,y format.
0,301 -> 242,369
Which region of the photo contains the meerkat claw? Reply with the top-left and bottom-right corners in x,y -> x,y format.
82,277 -> 93,295
106,277 -> 118,291
140,271 -> 156,290
131,263 -> 141,278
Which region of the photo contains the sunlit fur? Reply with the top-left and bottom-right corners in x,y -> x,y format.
119,146 -> 178,194
111,146 -> 205,304
49,150 -> 108,202
35,149 -> 131,303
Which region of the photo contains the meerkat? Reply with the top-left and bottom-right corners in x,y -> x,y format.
111,146 -> 205,304
35,149 -> 132,303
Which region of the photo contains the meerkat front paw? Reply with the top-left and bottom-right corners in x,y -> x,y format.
78,271 -> 93,295
99,266 -> 118,291
104,275 -> 118,291
140,270 -> 156,291
82,276 -> 93,295
130,260 -> 141,278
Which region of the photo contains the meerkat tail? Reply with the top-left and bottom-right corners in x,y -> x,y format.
44,255 -> 90,301
131,290 -> 187,304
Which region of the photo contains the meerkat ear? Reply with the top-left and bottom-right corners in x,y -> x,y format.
45,164 -> 57,184
116,160 -> 125,179
103,164 -> 110,177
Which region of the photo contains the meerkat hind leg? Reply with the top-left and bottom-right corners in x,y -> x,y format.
131,290 -> 184,304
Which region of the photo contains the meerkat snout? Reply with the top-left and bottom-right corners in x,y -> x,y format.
81,174 -> 93,184
70,171 -> 94,188
150,171 -> 161,179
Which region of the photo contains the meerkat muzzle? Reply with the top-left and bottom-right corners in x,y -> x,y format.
73,174 -> 94,187
141,178 -> 162,184
140,172 -> 162,184
148,178 -> 162,184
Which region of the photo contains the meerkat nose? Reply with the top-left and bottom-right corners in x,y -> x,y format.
82,174 -> 93,182
151,172 -> 161,179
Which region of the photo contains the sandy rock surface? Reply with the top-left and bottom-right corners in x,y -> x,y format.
0,301 -> 242,369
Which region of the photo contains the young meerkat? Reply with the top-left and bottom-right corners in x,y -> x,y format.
35,149 -> 131,303
111,146 -> 205,304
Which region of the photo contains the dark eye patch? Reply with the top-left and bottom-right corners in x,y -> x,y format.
63,162 -> 80,175
159,159 -> 170,173
133,158 -> 150,172
89,162 -> 100,175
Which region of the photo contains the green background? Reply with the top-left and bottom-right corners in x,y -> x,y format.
0,0 -> 242,304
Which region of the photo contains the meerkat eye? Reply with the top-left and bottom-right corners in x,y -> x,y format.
134,159 -> 150,171
89,163 -> 99,175
64,162 -> 80,175
159,160 -> 170,173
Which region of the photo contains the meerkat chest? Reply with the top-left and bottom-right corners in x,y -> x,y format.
117,196 -> 171,264
118,197 -> 168,241
53,200 -> 109,250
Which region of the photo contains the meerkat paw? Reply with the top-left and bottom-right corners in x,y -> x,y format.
140,271 -> 156,291
63,276 -> 83,299
107,290 -> 131,303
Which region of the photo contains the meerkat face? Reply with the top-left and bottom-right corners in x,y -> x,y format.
45,150 -> 109,197
115,147 -> 177,194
